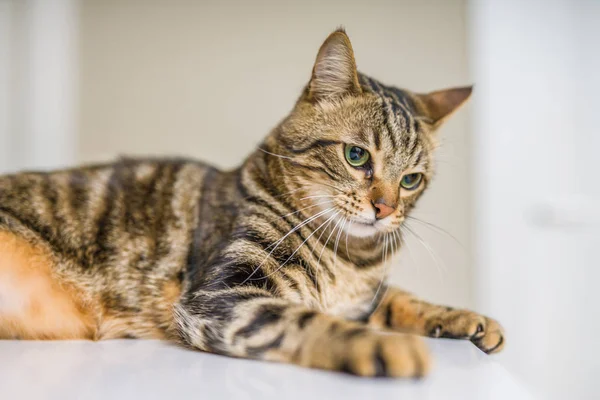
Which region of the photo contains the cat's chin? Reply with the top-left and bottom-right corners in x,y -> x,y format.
344,219 -> 402,239
345,220 -> 381,238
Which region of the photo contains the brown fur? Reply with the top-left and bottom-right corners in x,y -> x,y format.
0,232 -> 95,339
0,29 -> 503,377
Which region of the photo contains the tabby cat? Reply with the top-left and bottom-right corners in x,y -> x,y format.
0,29 -> 504,377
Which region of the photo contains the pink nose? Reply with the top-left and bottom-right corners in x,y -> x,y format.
372,199 -> 396,220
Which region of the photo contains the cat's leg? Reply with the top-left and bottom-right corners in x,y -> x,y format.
173,286 -> 430,377
368,287 -> 505,354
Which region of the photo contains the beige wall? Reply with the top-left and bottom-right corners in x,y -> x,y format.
79,0 -> 473,307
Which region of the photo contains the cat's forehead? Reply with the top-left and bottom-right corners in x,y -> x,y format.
357,73 -> 427,170
358,73 -> 422,134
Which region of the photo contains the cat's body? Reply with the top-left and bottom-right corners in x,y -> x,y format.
0,30 -> 504,377
0,156 -> 380,340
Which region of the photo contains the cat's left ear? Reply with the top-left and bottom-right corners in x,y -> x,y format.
415,86 -> 473,129
307,29 -> 362,102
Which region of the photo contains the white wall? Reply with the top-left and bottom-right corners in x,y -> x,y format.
469,1 -> 600,399
0,0 -> 77,173
27,0 -> 78,170
78,0 -> 474,308
0,1 -> 11,173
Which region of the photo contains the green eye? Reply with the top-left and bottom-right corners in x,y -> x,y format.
400,173 -> 423,190
344,144 -> 370,167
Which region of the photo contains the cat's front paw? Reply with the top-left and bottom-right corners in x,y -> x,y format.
426,311 -> 505,354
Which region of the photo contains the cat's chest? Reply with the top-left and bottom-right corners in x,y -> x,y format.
304,261 -> 384,320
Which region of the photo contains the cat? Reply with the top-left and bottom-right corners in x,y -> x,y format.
0,29 -> 503,377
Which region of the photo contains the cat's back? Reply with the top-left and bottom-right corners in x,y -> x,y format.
0,157 -> 225,340
0,157 -> 215,264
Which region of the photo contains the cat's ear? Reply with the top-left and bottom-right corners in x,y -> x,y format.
307,29 -> 362,102
415,86 -> 472,129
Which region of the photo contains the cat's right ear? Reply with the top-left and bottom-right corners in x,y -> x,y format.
414,86 -> 473,130
307,29 -> 362,102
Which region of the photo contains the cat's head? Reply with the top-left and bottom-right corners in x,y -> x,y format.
269,29 -> 471,238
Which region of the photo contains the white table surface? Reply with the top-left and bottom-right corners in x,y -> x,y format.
0,338 -> 536,400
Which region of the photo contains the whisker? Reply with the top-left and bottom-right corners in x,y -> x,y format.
315,181 -> 346,194
332,217 -> 347,267
380,232 -> 398,308
316,215 -> 342,306
398,227 -> 417,270
258,147 -> 294,160
262,207 -> 331,252
345,220 -> 353,262
259,210 -> 341,280
389,229 -> 398,261
298,194 -> 336,201
403,223 -> 447,280
306,210 -> 339,293
241,207 -> 333,284
317,215 -> 344,269
371,233 -> 389,305
269,200 -> 331,223
400,227 -> 422,316
405,216 -> 465,251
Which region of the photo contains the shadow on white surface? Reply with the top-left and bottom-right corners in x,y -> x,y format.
0,338 -> 535,400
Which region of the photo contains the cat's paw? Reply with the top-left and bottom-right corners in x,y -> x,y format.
336,331 -> 431,378
426,311 -> 505,354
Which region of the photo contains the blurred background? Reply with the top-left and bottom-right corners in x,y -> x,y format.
0,0 -> 598,399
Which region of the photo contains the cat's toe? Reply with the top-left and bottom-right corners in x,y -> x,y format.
340,333 -> 431,378
426,311 -> 486,340
471,318 -> 505,354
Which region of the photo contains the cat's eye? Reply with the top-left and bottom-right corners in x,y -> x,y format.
344,144 -> 370,167
400,173 -> 423,190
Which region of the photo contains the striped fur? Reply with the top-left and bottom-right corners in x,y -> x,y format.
0,29 -> 503,377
